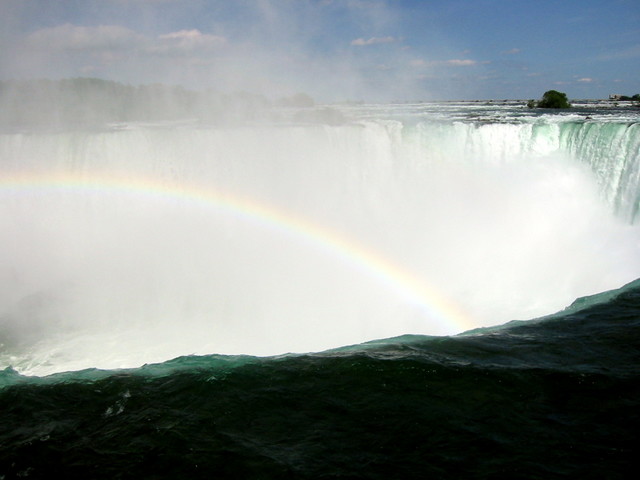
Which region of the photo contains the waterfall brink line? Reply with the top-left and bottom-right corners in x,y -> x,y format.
0,172 -> 475,335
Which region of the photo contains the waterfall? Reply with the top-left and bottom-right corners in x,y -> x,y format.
1,110 -> 639,374
397,119 -> 639,222
558,122 -> 640,223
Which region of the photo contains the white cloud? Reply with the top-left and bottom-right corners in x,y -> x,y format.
501,48 -> 521,55
577,77 -> 593,83
410,58 -> 479,68
351,36 -> 397,46
445,59 -> 477,66
159,29 -> 223,43
153,29 -> 227,55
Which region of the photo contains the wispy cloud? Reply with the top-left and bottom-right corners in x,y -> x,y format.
152,30 -> 227,55
501,48 -> 520,55
351,36 -> 398,46
411,58 -> 480,68
445,59 -> 478,66
577,77 -> 594,83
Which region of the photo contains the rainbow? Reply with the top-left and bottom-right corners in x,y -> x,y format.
0,171 -> 475,334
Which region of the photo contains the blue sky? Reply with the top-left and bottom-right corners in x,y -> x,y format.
1,0 -> 638,101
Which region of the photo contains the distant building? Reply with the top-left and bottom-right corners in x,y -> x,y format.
609,94 -> 622,100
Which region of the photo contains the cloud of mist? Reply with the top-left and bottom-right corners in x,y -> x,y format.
0,0 -> 439,101
2,118 -> 639,374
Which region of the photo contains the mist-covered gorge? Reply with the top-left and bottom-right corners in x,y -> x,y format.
0,78 -> 292,128
0,97 -> 639,374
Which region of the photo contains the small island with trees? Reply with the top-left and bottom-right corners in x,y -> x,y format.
527,90 -> 571,109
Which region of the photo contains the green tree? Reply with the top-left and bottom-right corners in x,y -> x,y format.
537,90 -> 571,108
